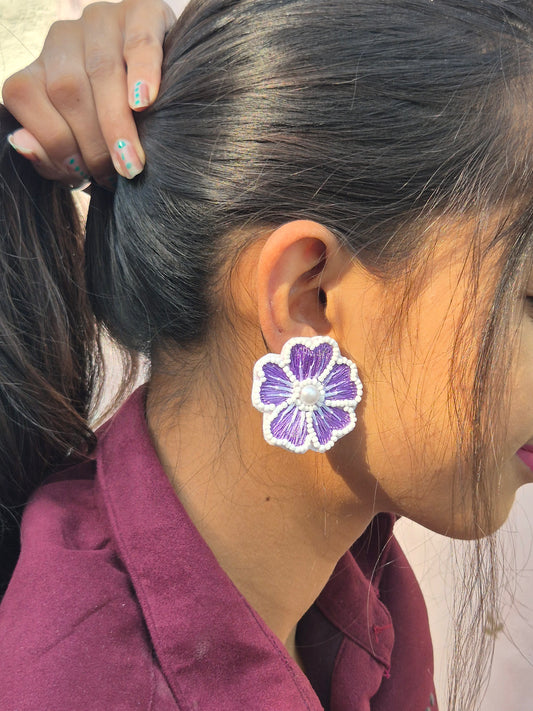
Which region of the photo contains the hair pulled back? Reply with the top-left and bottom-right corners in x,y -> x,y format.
88,0 -> 533,352
0,112 -> 98,588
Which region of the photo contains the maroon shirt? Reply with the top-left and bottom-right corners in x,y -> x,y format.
0,386 -> 437,710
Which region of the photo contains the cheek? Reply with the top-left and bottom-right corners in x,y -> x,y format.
340,280 -> 484,535
331,237 -> 525,537
360,352 -> 460,517
357,297 -> 466,498
353,311 -> 529,538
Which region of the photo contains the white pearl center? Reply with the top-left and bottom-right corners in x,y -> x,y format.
299,384 -> 321,406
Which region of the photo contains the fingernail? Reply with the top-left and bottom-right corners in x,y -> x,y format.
113,139 -> 143,179
64,154 -> 90,182
131,80 -> 151,109
7,130 -> 41,163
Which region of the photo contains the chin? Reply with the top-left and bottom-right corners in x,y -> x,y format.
397,489 -> 518,541
426,495 -> 518,541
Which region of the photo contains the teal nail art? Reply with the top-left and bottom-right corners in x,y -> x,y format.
65,154 -> 89,183
114,139 -> 143,179
132,81 -> 149,108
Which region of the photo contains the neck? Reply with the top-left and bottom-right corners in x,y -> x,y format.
145,366 -> 374,657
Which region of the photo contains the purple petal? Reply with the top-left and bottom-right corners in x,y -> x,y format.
323,363 -> 357,401
270,404 -> 308,447
289,343 -> 333,381
311,406 -> 351,446
259,363 -> 293,406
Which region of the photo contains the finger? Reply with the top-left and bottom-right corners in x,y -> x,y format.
123,0 -> 177,110
82,3 -> 145,179
3,68 -> 91,185
6,129 -> 86,185
40,21 -> 115,183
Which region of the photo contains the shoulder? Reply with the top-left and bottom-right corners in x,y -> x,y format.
0,460 -> 164,711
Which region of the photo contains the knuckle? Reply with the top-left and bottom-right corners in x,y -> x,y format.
124,30 -> 161,54
81,2 -> 114,23
46,72 -> 84,108
45,19 -> 68,38
85,51 -> 120,82
85,148 -> 112,174
42,20 -> 74,48
121,0 -> 147,11
1,69 -> 33,107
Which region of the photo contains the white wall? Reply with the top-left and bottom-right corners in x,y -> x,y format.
0,0 -> 190,85
395,486 -> 533,709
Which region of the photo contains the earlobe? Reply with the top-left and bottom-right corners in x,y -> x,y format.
256,220 -> 348,352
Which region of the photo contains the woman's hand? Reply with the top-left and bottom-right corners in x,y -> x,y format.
2,0 -> 176,187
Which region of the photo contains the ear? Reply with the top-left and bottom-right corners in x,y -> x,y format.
256,220 -> 351,352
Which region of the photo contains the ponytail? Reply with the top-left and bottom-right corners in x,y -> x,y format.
0,107 -> 99,592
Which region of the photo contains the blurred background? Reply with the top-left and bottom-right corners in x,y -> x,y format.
1,1 -> 532,708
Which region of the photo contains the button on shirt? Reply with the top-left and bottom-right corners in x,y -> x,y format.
0,386 -> 438,710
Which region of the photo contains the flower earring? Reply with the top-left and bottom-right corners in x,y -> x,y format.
251,336 -> 363,453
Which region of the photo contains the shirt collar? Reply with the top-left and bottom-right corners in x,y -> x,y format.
317,514 -> 396,669
96,385 -> 393,710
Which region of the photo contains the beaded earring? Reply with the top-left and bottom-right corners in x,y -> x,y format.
251,336 -> 363,453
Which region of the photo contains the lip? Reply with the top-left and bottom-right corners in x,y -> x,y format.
517,446 -> 533,472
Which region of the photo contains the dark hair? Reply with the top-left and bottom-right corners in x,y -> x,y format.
3,0 -> 533,706
0,115 -> 96,587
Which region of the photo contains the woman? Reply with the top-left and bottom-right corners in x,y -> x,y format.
1,0 -> 533,709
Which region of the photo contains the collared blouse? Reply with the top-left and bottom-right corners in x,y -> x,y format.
0,386 -> 438,710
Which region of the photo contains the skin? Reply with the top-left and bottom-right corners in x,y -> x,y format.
5,0 -> 533,668
508,270 -> 533,483
2,0 -> 176,185
146,218 -> 533,664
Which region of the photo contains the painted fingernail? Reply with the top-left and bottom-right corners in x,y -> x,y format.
113,139 -> 144,179
132,80 -> 151,109
64,154 -> 90,182
7,130 -> 42,163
